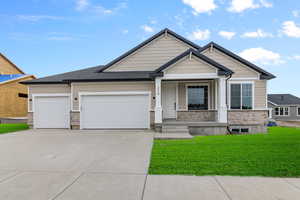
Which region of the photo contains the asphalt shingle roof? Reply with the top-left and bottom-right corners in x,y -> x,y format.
22,65 -> 162,84
22,28 -> 276,84
268,94 -> 300,105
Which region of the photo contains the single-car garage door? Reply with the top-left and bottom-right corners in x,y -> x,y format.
80,93 -> 150,129
33,95 -> 70,128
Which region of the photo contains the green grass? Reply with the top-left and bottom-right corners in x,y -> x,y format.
149,127 -> 300,177
0,123 -> 29,134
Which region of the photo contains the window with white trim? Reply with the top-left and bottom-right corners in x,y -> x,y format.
274,107 -> 289,116
187,85 -> 208,110
297,107 -> 300,116
230,83 -> 253,110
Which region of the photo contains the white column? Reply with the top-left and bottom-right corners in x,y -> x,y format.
218,77 -> 228,123
155,77 -> 162,123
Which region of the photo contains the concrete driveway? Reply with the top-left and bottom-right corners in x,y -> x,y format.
0,129 -> 153,200
0,129 -> 300,200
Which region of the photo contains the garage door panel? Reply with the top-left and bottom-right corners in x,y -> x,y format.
81,94 -> 149,129
34,96 -> 70,129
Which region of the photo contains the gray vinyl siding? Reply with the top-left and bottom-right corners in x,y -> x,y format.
268,103 -> 300,121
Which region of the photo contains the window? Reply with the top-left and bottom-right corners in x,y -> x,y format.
274,107 -> 289,116
230,83 -> 253,110
18,93 -> 28,98
230,127 -> 250,134
231,128 -> 240,134
187,85 -> 208,110
297,107 -> 300,116
241,128 -> 249,133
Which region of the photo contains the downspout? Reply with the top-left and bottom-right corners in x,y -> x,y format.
225,74 -> 232,134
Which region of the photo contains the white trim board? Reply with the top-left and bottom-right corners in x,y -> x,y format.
31,93 -> 71,113
228,81 -> 255,110
163,73 -> 220,80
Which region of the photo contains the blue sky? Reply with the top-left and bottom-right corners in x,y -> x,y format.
0,0 -> 300,96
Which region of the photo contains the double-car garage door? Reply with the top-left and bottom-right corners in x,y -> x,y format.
33,93 -> 150,129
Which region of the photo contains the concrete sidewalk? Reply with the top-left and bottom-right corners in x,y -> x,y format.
143,175 -> 300,200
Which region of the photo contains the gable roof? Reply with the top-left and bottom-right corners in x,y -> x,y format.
199,42 -> 276,80
155,48 -> 234,76
0,53 -> 25,74
268,94 -> 300,105
21,65 -> 162,84
98,28 -> 202,72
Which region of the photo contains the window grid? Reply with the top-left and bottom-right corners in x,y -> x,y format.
274,107 -> 289,116
230,83 -> 253,110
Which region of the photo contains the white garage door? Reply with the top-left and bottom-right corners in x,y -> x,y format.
33,96 -> 70,129
80,93 -> 150,129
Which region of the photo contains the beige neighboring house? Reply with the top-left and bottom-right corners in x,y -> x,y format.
0,53 -> 35,118
22,28 -> 275,135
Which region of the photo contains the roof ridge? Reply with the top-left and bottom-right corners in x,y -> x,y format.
98,28 -> 201,72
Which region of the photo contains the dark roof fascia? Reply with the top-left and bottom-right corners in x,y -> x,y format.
63,78 -> 154,83
98,28 -> 201,72
62,72 -> 163,83
20,81 -> 68,85
154,48 -> 234,76
199,42 -> 276,80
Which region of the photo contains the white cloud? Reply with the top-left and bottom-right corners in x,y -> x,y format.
150,20 -> 157,24
282,21 -> 300,38
122,29 -> 129,34
218,31 -> 236,39
228,0 -> 272,13
239,47 -> 283,65
16,15 -> 64,22
76,0 -> 89,11
292,10 -> 300,18
47,36 -> 74,41
288,55 -> 300,60
182,0 -> 217,15
75,1 -> 127,15
188,29 -> 210,41
241,29 -> 273,38
141,25 -> 154,33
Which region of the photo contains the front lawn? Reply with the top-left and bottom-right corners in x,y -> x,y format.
0,124 -> 29,134
149,127 -> 300,177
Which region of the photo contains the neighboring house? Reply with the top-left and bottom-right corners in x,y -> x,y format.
0,53 -> 35,118
268,94 -> 300,121
22,28 -> 275,134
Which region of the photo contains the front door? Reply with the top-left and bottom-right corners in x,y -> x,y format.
162,83 -> 176,119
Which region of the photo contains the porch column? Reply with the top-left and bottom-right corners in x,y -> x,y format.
218,77 -> 228,123
155,77 -> 162,123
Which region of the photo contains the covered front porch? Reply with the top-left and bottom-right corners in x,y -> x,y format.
154,76 -> 228,126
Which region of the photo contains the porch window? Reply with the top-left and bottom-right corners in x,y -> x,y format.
275,107 -> 289,116
230,83 -> 253,110
187,85 -> 208,110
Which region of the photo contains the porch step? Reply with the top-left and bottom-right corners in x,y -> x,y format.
162,125 -> 190,134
